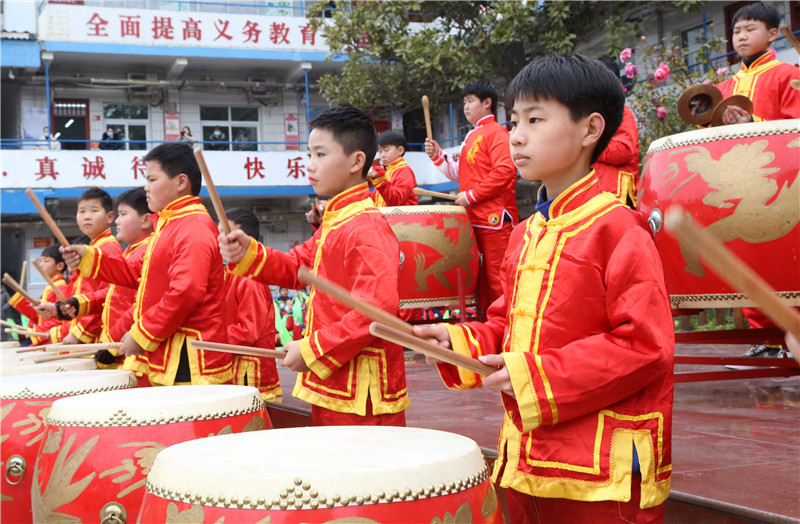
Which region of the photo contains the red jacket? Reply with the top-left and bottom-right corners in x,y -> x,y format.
437,172 -> 674,507
431,115 -> 518,228
77,196 -> 230,386
9,274 -> 68,345
230,183 -> 408,416
717,52 -> 800,121
372,157 -> 418,207
593,106 -> 640,205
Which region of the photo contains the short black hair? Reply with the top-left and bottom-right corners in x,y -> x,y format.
41,244 -> 65,267
310,105 -> 377,178
72,234 -> 91,245
732,2 -> 780,29
116,187 -> 149,216
506,53 -> 625,164
598,56 -> 621,81
462,81 -> 499,113
226,208 -> 260,239
143,142 -> 202,195
79,187 -> 113,213
378,131 -> 407,151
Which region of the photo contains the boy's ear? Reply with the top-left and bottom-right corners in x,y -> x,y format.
175,173 -> 190,192
767,26 -> 778,44
398,145 -> 406,156
106,211 -> 115,224
350,150 -> 367,176
583,112 -> 605,149
139,212 -> 153,229
56,261 -> 66,273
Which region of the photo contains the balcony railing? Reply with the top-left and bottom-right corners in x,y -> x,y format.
37,0 -> 340,18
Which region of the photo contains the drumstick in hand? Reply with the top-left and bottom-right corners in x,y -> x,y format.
664,207 -> 800,341
413,187 -> 459,201
3,273 -> 40,306
422,95 -> 433,142
194,147 -> 231,235
25,189 -> 70,247
32,258 -> 68,302
191,340 -> 287,359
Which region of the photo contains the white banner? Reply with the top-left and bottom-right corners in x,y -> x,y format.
39,4 -> 328,53
0,150 -> 452,189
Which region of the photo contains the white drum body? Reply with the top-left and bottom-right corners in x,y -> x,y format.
139,426 -> 502,523
1,356 -> 97,377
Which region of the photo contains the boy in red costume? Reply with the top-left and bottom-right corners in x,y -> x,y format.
415,54 -> 674,523
223,208 -> 281,400
369,131 -> 418,207
424,81 -> 518,310
62,143 -> 230,386
8,245 -> 68,345
219,105 -> 408,426
717,2 -> 800,125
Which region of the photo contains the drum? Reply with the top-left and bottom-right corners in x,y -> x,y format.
638,119 -> 800,309
380,205 -> 480,308
138,426 -> 502,523
1,357 -> 97,377
32,385 -> 270,523
1,370 -> 137,523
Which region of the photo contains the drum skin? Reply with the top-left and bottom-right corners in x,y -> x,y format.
380,205 -> 480,309
31,385 -> 270,523
638,120 -> 800,309
138,427 -> 503,524
0,370 -> 137,524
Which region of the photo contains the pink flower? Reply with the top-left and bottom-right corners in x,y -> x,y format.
619,48 -> 632,62
656,106 -> 667,119
653,63 -> 670,82
624,63 -> 639,78
715,67 -> 728,76
702,79 -> 712,84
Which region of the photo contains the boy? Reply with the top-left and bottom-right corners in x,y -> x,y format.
717,2 -> 800,125
424,81 -> 518,309
223,208 -> 281,399
219,105 -> 408,426
58,187 -> 154,367
61,143 -> 230,386
369,131 -> 418,207
8,244 -> 68,345
415,54 -> 674,523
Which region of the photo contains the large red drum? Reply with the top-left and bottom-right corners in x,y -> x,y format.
638,119 -> 800,309
32,385 -> 270,523
138,426 -> 501,523
1,370 -> 137,523
380,205 -> 480,309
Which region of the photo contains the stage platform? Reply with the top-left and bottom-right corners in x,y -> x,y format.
266,343 -> 800,524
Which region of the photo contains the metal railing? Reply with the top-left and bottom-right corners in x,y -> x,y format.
39,0 -> 313,17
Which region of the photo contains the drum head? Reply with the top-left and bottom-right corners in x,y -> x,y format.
678,84 -> 723,126
1,357 -> 97,377
1,369 -> 136,399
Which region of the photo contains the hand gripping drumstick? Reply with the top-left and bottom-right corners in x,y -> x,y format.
194,147 -> 231,235
3,273 -> 40,306
422,95 -> 433,142
413,187 -> 459,201
25,189 -> 70,247
191,340 -> 287,359
32,258 -> 68,302
664,207 -> 800,341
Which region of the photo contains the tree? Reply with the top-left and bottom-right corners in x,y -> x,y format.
307,1 -> 704,115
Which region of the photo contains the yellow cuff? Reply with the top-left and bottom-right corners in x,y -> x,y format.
75,294 -> 91,317
77,246 -> 100,278
69,323 -> 97,344
300,335 -> 333,380
9,293 -> 24,308
128,321 -> 162,353
230,237 -> 261,277
445,324 -> 483,388
504,352 -> 542,432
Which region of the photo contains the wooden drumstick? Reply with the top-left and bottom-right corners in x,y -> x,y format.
194,147 -> 231,235
297,266 -> 413,335
664,207 -> 800,341
25,189 -> 70,247
780,26 -> 800,55
422,95 -> 433,142
0,319 -> 24,329
4,328 -> 49,337
19,261 -> 27,290
33,350 -> 98,363
370,322 -> 498,376
32,258 -> 68,302
43,342 -> 122,353
16,343 -> 50,353
413,187 -> 459,201
191,340 -> 287,359
3,273 -> 40,306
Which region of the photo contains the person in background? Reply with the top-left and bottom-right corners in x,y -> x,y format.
179,126 -> 196,146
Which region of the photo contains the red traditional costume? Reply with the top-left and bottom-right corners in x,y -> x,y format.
9,273 -> 68,345
229,183 -> 409,422
430,114 -> 518,305
593,106 -> 640,206
371,157 -> 418,207
716,51 -> 800,121
76,196 -> 230,386
436,173 -> 674,514
225,272 -> 281,399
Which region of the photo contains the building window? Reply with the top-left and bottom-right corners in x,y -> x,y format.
682,24 -> 713,74
103,103 -> 149,150
200,106 -> 258,151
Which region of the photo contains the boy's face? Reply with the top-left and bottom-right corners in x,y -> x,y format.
307,128 -> 365,197
732,18 -> 777,59
115,203 -> 150,243
509,96 -> 597,186
463,94 -> 492,125
145,160 -> 187,213
279,288 -> 288,297
76,198 -> 114,239
38,256 -> 63,278
379,144 -> 404,166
